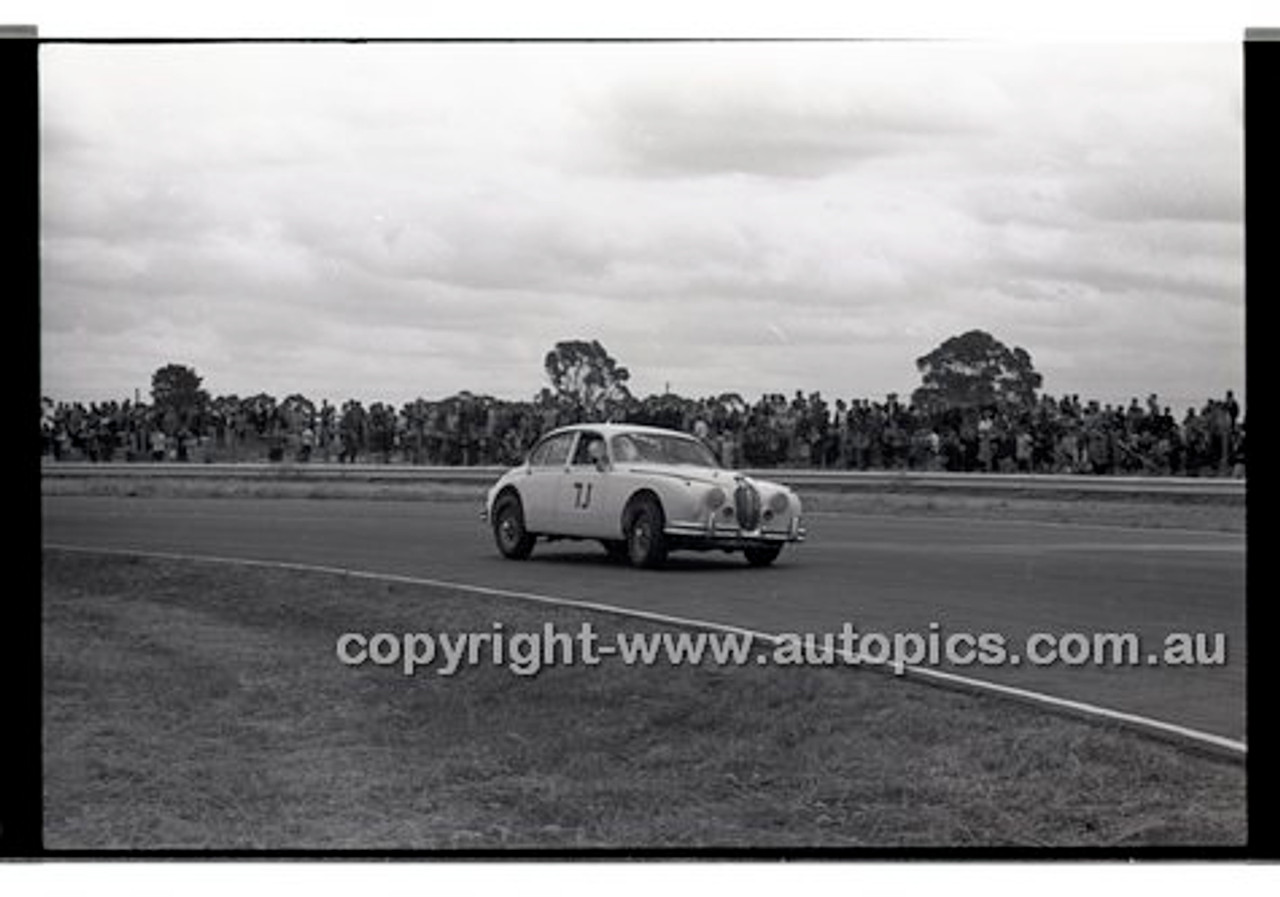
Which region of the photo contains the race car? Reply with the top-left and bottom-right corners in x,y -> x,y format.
481,423 -> 805,568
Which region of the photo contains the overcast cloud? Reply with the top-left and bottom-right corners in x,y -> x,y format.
40,41 -> 1244,412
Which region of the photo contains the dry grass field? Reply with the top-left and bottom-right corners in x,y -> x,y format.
43,549 -> 1245,851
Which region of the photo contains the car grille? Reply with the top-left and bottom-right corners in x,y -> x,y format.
734,481 -> 762,531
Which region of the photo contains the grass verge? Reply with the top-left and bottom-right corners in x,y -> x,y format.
43,549 -> 1245,850
41,474 -> 1244,533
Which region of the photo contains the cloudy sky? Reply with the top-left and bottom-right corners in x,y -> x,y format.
40,41 -> 1244,412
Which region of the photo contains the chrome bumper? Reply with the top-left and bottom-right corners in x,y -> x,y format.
665,515 -> 806,544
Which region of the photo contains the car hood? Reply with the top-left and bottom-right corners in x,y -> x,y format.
616,463 -> 786,492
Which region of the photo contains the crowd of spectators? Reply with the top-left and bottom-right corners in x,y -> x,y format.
40,387 -> 1245,478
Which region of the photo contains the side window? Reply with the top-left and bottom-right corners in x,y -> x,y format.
570,432 -> 604,466
529,433 -> 574,467
611,434 -> 639,462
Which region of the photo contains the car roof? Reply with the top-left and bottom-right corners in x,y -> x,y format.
538,423 -> 699,440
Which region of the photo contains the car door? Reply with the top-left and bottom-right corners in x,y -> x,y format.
518,431 -> 576,533
556,430 -> 617,538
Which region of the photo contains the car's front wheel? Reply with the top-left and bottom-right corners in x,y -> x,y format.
743,544 -> 783,567
625,496 -> 668,569
493,493 -> 535,560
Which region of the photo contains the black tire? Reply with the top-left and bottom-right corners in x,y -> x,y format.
625,496 -> 668,569
743,544 -> 783,567
492,493 -> 535,560
601,540 -> 629,563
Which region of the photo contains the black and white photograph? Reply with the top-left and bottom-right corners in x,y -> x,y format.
34,27 -> 1251,857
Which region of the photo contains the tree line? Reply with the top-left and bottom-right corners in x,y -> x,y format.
40,332 -> 1244,477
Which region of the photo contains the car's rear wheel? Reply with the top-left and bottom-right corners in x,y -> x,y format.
743,544 -> 783,567
625,496 -> 668,568
493,493 -> 535,560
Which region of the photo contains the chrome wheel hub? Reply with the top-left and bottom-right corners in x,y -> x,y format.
631,522 -> 650,557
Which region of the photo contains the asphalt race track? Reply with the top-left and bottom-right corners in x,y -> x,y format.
42,495 -> 1246,743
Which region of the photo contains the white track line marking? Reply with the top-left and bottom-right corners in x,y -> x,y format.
44,542 -> 1246,757
803,510 -> 1245,539
1021,543 -> 1245,553
806,541 -> 1245,555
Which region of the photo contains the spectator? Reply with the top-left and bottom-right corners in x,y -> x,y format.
40,382 -> 1244,480
1015,430 -> 1033,473
150,429 -> 166,462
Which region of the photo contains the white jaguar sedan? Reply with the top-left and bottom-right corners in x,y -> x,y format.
481,423 -> 805,568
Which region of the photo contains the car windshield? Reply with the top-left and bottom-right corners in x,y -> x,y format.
612,432 -> 720,468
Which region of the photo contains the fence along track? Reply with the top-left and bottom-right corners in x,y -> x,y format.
42,461 -> 1244,497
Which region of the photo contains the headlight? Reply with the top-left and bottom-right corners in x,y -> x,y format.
767,491 -> 790,514
705,486 -> 727,510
